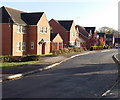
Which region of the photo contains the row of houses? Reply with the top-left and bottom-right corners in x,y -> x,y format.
0,6 -> 117,56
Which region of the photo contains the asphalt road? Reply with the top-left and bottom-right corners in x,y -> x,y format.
2,49 -> 118,99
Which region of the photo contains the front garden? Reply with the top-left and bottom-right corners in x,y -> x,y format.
0,46 -> 113,68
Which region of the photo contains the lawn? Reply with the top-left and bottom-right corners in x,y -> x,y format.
0,53 -> 53,68
0,61 -> 39,68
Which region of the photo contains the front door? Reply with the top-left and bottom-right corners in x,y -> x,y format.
42,43 -> 45,54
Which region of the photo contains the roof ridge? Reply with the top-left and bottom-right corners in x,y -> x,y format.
2,6 -> 27,25
22,12 -> 44,14
58,20 -> 73,22
58,20 -> 73,31
50,19 -> 68,31
4,6 -> 25,13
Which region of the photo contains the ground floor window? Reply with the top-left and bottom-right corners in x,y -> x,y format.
53,43 -> 57,46
16,42 -> 21,51
22,42 -> 26,51
31,42 -> 34,49
16,42 -> 26,52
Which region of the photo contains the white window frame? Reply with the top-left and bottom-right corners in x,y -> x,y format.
31,42 -> 34,49
72,32 -> 75,37
44,27 -> 47,34
22,42 -> 26,51
22,26 -> 26,34
40,27 -> 43,33
16,42 -> 21,52
17,25 -> 21,33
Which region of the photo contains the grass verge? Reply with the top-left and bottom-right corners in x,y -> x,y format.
0,61 -> 39,68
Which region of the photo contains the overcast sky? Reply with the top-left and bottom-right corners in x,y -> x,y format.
0,0 -> 119,30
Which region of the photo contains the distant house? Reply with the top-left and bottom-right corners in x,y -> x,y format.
50,33 -> 63,52
49,19 -> 80,48
106,34 -> 115,46
84,27 -> 98,47
76,25 -> 97,49
97,33 -> 106,46
0,6 -> 50,56
115,38 -> 120,45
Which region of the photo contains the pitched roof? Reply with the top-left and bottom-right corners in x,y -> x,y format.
2,6 -> 27,25
76,25 -> 89,38
1,6 -> 44,25
84,27 -> 96,34
58,20 -> 73,31
21,12 -> 44,25
50,33 -> 58,41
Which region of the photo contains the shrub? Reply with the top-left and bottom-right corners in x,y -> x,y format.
21,55 -> 40,62
72,47 -> 82,52
52,47 -> 86,56
67,48 -> 74,53
62,48 -> 69,53
52,50 -> 62,56
0,56 -> 11,62
0,55 -> 40,62
90,46 -> 103,51
83,47 -> 87,51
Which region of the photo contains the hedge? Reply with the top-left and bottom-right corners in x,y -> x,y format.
52,47 -> 87,56
90,46 -> 103,51
0,55 -> 40,62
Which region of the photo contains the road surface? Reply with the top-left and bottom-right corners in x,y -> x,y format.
2,49 -> 118,98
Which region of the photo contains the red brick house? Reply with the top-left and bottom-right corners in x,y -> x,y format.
50,33 -> 63,52
76,25 -> 98,49
49,19 -> 80,48
97,33 -> 106,47
105,34 -> 115,47
0,6 -> 50,56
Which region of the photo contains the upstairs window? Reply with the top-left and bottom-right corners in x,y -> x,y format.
72,32 -> 75,37
22,26 -> 26,33
17,25 -> 21,33
40,27 -> 47,34
40,27 -> 43,33
43,27 -> 47,33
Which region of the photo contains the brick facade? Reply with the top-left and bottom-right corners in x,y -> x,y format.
1,6 -> 50,56
49,19 -> 78,47
50,33 -> 63,52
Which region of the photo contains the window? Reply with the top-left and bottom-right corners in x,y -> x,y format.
17,25 -> 21,33
72,32 -> 75,37
106,38 -> 108,41
109,38 -> 112,41
31,42 -> 34,49
53,43 -> 57,46
40,27 -> 43,33
22,26 -> 26,33
16,42 -> 21,51
44,27 -> 47,33
59,43 -> 62,45
22,42 -> 26,51
40,27 -> 47,34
